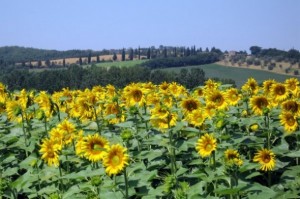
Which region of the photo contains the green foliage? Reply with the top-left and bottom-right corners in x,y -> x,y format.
141,52 -> 220,69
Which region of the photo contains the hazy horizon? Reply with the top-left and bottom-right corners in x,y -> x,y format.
1,0 -> 299,52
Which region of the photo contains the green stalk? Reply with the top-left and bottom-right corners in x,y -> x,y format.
168,129 -> 176,176
124,168 -> 129,199
58,163 -> 64,197
53,102 -> 61,122
134,113 -> 141,151
267,171 -> 271,187
212,151 -> 216,171
93,106 -> 101,135
20,112 -> 28,157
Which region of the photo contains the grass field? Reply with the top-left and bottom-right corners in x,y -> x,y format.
91,59 -> 146,68
162,63 -> 300,87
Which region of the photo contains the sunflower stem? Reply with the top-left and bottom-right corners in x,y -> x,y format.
53,102 -> 61,122
93,106 -> 101,135
58,163 -> 64,196
43,116 -> 48,138
267,171 -> 271,187
168,129 -> 176,176
124,168 -> 129,199
212,151 -> 216,171
20,112 -> 28,157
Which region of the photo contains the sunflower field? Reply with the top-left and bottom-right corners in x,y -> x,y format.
0,77 -> 300,199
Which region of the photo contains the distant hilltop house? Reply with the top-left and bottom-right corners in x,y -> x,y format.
228,51 -> 237,57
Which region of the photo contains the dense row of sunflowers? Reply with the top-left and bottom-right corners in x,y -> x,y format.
0,77 -> 300,198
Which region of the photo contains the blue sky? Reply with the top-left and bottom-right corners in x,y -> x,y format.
1,0 -> 299,51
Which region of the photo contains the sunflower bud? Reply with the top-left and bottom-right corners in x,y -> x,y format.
36,109 -> 45,120
121,129 -> 133,141
91,176 -> 102,186
13,106 -> 22,116
216,119 -> 225,129
263,107 -> 270,115
249,123 -> 259,132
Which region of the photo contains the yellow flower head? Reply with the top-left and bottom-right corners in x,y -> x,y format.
196,133 -> 217,158
250,96 -> 270,115
193,87 -> 205,98
224,149 -> 243,167
5,100 -> 22,122
181,97 -> 201,115
104,102 -> 124,124
35,91 -> 53,118
123,83 -> 146,107
270,83 -> 289,103
263,79 -> 276,95
40,138 -> 61,167
56,119 -> 76,145
185,109 -> 207,127
241,78 -> 259,95
82,134 -> 110,162
281,100 -> 300,116
204,79 -> 220,92
75,130 -> 85,157
253,149 -> 276,171
168,82 -> 187,99
150,105 -> 177,132
279,112 -> 298,133
225,88 -> 241,106
206,90 -> 228,110
103,144 -> 129,176
285,78 -> 299,96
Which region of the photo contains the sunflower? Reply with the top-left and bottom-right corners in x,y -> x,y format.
241,78 -> 259,95
185,109 -> 207,127
224,149 -> 243,166
270,83 -> 289,103
5,100 -> 22,122
105,102 -> 124,124
204,79 -> 220,92
49,127 -> 64,150
281,100 -> 300,116
168,82 -> 187,99
82,134 -> 110,162
193,87 -> 204,98
57,119 -> 76,145
253,149 -> 276,171
203,103 -> 217,119
35,91 -> 53,118
249,96 -> 270,115
103,144 -> 129,176
181,97 -> 201,115
123,83 -> 146,107
195,133 -> 217,158
206,90 -> 228,110
150,105 -> 177,132
75,130 -> 85,157
158,82 -> 170,95
225,88 -> 241,106
262,79 -> 276,96
279,112 -> 298,133
39,138 -> 61,167
285,78 -> 299,96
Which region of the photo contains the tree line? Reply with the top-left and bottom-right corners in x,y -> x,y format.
0,45 -> 222,68
0,64 -> 235,92
140,52 -> 221,69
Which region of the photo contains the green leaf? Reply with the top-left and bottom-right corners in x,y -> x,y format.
2,167 -> 18,177
245,171 -> 261,179
285,150 -> 300,158
114,121 -> 134,128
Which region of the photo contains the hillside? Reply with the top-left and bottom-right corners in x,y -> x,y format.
0,46 -> 104,63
